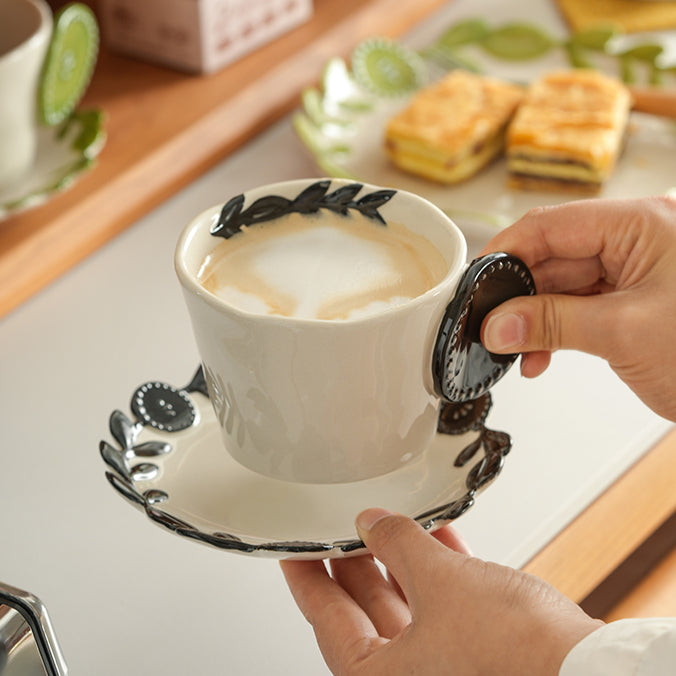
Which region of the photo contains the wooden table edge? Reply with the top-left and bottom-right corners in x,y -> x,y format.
0,0 -> 448,320
522,424 -> 676,604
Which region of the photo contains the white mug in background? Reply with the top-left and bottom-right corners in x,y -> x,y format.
175,179 -> 534,484
0,0 -> 52,189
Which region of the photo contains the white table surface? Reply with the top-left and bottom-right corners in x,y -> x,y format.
1,1 -> 674,673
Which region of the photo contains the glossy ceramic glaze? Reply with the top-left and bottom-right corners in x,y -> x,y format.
175,178 -> 467,483
0,115 -> 106,219
0,0 -> 52,189
101,376 -> 511,559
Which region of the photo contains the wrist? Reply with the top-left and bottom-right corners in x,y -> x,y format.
536,615 -> 605,676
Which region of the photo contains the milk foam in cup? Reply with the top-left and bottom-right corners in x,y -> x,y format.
197,210 -> 448,320
176,179 -> 533,484
0,0 -> 52,189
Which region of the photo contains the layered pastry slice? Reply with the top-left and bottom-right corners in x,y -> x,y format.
384,71 -> 525,184
506,70 -> 631,193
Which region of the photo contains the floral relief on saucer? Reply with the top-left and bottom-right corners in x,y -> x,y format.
100,367 -> 510,559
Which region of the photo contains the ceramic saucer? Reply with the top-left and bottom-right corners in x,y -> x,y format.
100,368 -> 511,559
0,110 -> 105,220
294,33 -> 676,229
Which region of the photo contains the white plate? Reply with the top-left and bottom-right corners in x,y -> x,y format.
100,370 -> 510,559
0,112 -> 105,220
293,10 -> 676,230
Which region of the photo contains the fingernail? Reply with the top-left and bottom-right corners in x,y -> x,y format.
483,312 -> 526,352
356,508 -> 393,538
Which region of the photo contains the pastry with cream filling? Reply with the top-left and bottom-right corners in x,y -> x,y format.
384,71 -> 525,184
506,69 -> 631,193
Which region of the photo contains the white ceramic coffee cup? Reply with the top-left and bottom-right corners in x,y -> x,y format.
0,0 -> 52,189
176,179 -> 533,483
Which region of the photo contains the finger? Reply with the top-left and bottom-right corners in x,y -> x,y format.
381,525 -> 471,601
386,570 -> 406,604
355,509 -> 456,608
384,520 -> 472,601
480,199 -> 641,267
330,555 -> 412,638
520,351 -> 552,378
481,292 -> 619,357
569,280 -> 616,296
530,256 -> 607,294
431,524 -> 473,555
280,560 -> 386,670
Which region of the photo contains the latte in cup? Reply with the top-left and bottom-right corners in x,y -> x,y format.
196,211 -> 448,320
177,179 -> 533,483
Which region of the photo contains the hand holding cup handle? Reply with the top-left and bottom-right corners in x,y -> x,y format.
433,252 -> 536,403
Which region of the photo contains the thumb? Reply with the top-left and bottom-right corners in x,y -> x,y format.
356,508 -> 456,605
481,293 -> 615,359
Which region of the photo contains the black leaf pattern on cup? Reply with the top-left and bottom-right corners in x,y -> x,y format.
210,180 -> 397,239
292,180 -> 334,212
215,193 -> 245,237
322,182 -> 365,213
354,190 -> 397,224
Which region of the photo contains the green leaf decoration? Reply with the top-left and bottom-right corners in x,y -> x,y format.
419,44 -> 482,73
620,55 -> 636,84
291,112 -> 317,152
56,107 -> 106,157
413,18 -> 674,87
620,43 -> 664,64
569,25 -> 619,51
650,66 -> 664,86
301,87 -> 326,126
337,98 -> 374,113
564,42 -> 593,69
480,23 -> 555,60
437,18 -> 491,48
70,109 -> 106,156
301,87 -> 352,128
292,112 -> 350,156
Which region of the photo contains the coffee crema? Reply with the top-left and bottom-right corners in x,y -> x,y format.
197,211 -> 448,320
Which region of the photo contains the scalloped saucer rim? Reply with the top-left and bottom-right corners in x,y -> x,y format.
100,373 -> 510,560
0,114 -> 106,220
293,36 -> 676,230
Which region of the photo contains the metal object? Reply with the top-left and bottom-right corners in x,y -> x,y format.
0,582 -> 67,676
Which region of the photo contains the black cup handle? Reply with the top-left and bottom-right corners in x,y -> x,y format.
433,252 -> 535,403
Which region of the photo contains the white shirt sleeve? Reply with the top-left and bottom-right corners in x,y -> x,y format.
559,618 -> 676,676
